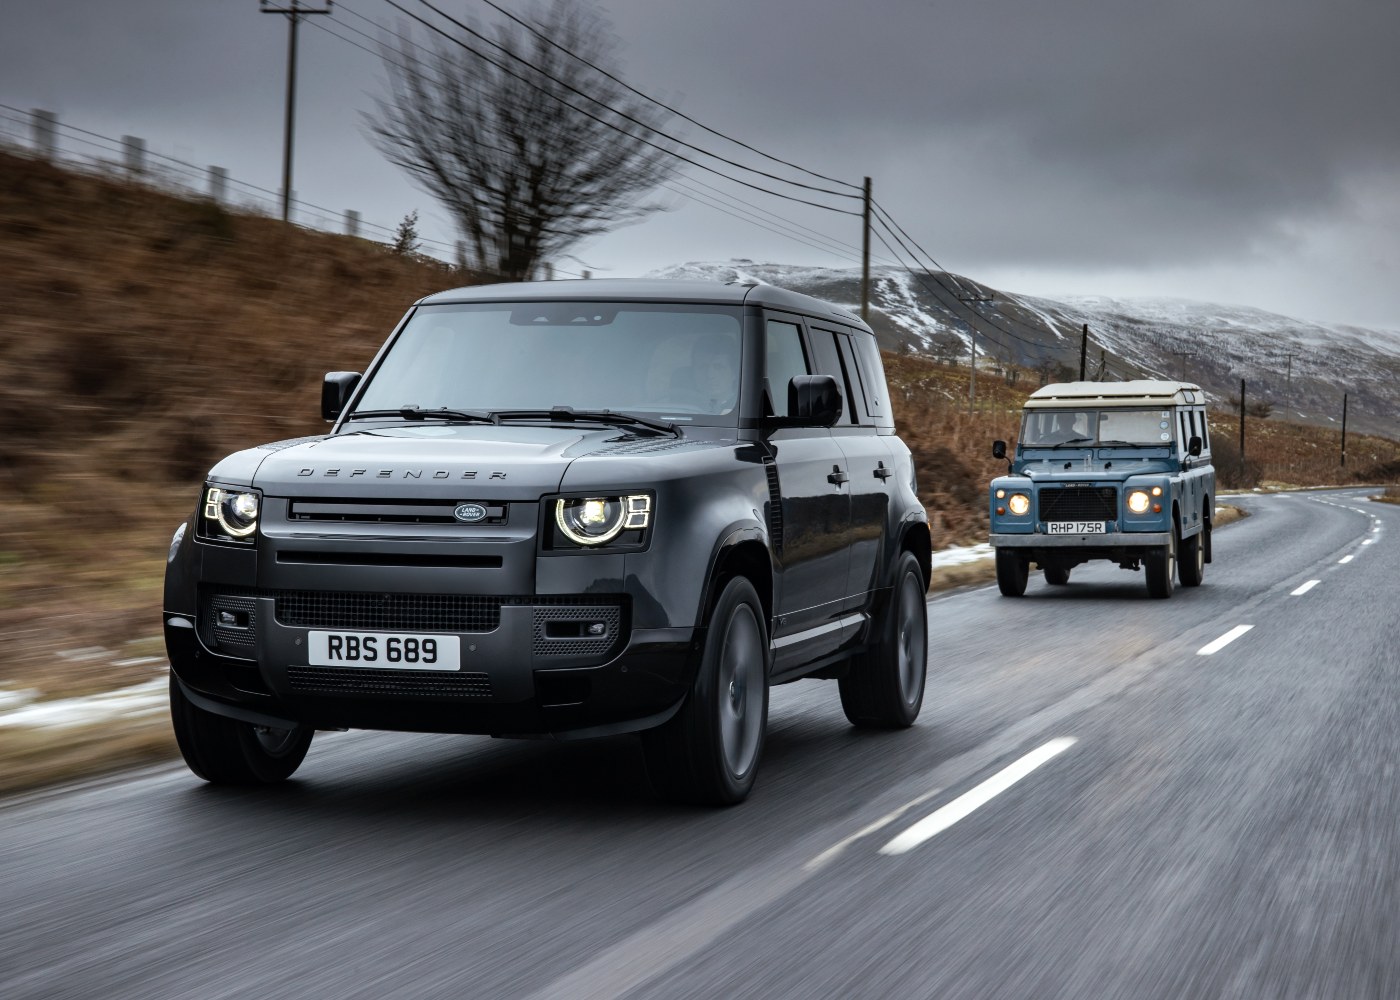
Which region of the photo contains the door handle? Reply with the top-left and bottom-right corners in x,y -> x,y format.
827,465 -> 848,486
873,462 -> 893,480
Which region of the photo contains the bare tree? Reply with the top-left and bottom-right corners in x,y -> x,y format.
364,0 -> 678,281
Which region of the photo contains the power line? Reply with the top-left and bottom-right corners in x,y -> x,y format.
370,0 -> 861,209
461,0 -> 862,192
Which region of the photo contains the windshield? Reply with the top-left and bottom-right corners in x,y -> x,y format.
1020,407 -> 1176,447
353,301 -> 744,423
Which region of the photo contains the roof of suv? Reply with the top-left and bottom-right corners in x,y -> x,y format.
416,278 -> 866,328
1026,379 -> 1205,408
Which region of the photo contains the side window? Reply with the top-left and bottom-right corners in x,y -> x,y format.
849,332 -> 888,420
1179,410 -> 1190,454
808,326 -> 857,425
764,319 -> 809,418
1198,408 -> 1210,451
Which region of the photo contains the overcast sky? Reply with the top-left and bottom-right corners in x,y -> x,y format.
3,0 -> 1398,328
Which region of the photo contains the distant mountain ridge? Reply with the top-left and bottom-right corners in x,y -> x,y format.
647,260 -> 1400,440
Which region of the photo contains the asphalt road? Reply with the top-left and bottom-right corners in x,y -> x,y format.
3,488 -> 1396,1000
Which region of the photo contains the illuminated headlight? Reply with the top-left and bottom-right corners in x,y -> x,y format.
1008,493 -> 1030,516
554,495 -> 651,546
203,486 -> 261,539
1127,490 -> 1151,514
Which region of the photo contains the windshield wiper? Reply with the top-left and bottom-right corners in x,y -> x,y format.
1045,437 -> 1095,449
489,406 -> 678,437
344,406 -> 497,424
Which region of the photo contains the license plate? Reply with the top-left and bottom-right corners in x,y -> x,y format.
1045,521 -> 1107,534
307,630 -> 460,671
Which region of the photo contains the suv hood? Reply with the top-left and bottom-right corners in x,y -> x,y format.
240,424 -> 628,499
1015,455 -> 1176,479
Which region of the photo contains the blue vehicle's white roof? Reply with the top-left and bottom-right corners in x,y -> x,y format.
1025,380 -> 1205,408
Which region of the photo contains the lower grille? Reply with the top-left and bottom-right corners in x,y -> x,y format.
287,667 -> 493,698
1038,486 -> 1117,521
275,592 -> 502,632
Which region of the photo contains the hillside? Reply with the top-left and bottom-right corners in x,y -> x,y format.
1,150 -> 1397,702
653,261 -> 1400,441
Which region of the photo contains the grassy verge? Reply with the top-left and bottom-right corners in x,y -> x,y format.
0,716 -> 176,797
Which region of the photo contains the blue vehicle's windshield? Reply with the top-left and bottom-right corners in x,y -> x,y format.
1021,408 -> 1176,446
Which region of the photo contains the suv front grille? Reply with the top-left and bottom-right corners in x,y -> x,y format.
287,667 -> 492,698
1038,486 -> 1117,522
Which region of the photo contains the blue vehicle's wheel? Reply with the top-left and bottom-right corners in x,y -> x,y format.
1146,530 -> 1177,598
996,549 -> 1029,597
1179,526 -> 1205,587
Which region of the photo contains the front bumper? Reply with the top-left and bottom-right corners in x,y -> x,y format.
990,531 -> 1172,549
164,595 -> 697,738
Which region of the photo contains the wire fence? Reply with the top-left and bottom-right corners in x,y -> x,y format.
0,102 -> 492,271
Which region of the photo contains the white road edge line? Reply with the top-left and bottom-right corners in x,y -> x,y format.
878,738 -> 1077,856
1339,555 -> 1354,564
1198,624 -> 1254,656
1290,580 -> 1321,596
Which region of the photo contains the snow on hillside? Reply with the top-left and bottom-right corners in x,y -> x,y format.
645,260 -> 1400,440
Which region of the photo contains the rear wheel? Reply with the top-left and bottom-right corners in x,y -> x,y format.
840,552 -> 927,729
643,576 -> 768,805
169,673 -> 313,784
996,549 -> 1029,597
1043,565 -> 1071,586
1179,526 -> 1205,587
1145,530 -> 1178,599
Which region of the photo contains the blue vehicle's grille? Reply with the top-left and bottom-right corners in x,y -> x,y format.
1038,486 -> 1117,522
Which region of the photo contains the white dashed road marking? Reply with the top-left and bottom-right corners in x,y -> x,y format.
1290,580 -> 1321,596
879,739 -> 1078,856
1340,555 -> 1354,564
1198,625 -> 1254,656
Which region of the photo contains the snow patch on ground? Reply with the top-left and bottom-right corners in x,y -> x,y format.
0,678 -> 168,730
932,542 -> 993,567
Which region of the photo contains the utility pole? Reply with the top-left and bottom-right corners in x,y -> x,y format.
1283,352 -> 1297,386
1171,351 -> 1194,381
958,289 -> 994,413
261,0 -> 334,224
1239,379 -> 1246,480
1079,324 -> 1089,381
860,176 -> 871,322
1340,392 -> 1348,467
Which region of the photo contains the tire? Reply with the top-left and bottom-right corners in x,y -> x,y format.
1145,529 -> 1177,599
643,576 -> 768,805
1179,526 -> 1205,587
169,673 -> 313,784
996,549 -> 1029,597
1044,565 -> 1071,586
839,551 -> 928,729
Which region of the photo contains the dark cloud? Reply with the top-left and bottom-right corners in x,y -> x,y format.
2,0 -> 1397,325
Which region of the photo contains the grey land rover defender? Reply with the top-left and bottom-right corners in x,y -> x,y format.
164,279 -> 932,804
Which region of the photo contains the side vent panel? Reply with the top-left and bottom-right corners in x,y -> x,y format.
763,458 -> 784,553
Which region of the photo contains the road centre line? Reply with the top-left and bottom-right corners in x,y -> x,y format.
804,785 -> 945,871
1198,625 -> 1254,656
1290,580 -> 1321,596
879,739 -> 1078,856
1364,539 -> 1375,545
1340,555 -> 1354,564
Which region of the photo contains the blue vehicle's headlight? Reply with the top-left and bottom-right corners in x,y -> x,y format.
1008,493 -> 1030,516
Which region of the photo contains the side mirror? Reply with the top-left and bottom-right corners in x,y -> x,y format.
322,371 -> 362,422
992,440 -> 1007,460
787,375 -> 842,427
1188,435 -> 1202,457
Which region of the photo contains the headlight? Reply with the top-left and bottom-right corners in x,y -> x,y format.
1008,493 -> 1030,516
553,495 -> 651,547
1127,490 -> 1151,514
202,486 -> 261,541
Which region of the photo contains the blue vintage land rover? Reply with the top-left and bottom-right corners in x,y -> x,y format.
988,380 -> 1215,598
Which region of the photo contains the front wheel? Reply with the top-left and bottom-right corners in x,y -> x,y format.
840,551 -> 928,729
996,549 -> 1029,597
1145,530 -> 1178,599
643,576 -> 768,805
169,673 -> 313,784
1179,526 -> 1205,587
